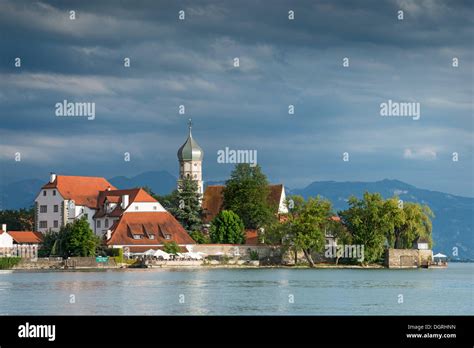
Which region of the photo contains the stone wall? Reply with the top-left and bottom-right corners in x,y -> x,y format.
12,257 -> 117,269
385,249 -> 432,268
190,244 -> 281,262
13,257 -> 63,270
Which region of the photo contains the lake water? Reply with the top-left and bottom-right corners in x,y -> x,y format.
0,263 -> 472,315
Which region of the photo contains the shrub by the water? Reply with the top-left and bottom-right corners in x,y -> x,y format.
0,257 -> 21,269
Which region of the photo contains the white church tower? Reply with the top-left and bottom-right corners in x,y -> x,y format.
177,119 -> 204,195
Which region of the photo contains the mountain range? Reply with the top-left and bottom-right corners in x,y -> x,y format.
1,172 -> 472,259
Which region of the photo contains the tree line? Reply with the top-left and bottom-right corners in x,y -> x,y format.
152,163 -> 434,266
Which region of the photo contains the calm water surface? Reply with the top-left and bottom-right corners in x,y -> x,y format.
0,263 -> 472,315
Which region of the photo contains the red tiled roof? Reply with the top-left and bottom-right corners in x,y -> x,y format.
42,175 -> 116,208
7,231 -> 43,244
202,184 -> 284,223
94,188 -> 158,218
106,212 -> 195,246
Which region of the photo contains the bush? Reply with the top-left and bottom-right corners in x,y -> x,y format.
163,241 -> 180,255
249,250 -> 259,261
0,257 -> 21,269
189,231 -> 210,244
209,210 -> 245,244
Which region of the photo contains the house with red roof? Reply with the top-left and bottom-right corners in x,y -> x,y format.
35,173 -> 115,233
0,224 -> 43,257
202,184 -> 289,225
34,174 -> 195,250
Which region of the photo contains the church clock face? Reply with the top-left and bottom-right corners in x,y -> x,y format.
68,201 -> 75,211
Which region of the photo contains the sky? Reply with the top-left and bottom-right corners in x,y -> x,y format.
0,0 -> 472,196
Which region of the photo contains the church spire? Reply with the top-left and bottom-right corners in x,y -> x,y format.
188,118 -> 192,136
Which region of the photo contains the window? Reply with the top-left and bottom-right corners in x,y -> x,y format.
54,220 -> 58,228
135,206 -> 139,211
39,221 -> 47,228
149,235 -> 155,240
97,220 -> 101,228
153,206 -> 157,210
165,234 -> 171,240
43,190 -> 46,196
84,213 -> 88,219
105,219 -> 109,228
40,205 -> 47,213
133,235 -> 142,240
54,205 -> 58,213
194,163 -> 197,167
53,190 -> 56,196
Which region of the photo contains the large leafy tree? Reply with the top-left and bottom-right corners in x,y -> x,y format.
67,217 -> 98,257
43,217 -> 98,257
339,192 -> 391,264
267,195 -> 331,267
384,198 -> 434,249
209,210 -> 246,244
223,164 -> 275,229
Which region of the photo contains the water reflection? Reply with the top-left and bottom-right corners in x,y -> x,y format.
0,264 -> 471,315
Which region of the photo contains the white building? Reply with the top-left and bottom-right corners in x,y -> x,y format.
35,173 -> 115,233
34,174 -> 196,250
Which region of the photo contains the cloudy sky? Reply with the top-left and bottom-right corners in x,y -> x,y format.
0,0 -> 472,196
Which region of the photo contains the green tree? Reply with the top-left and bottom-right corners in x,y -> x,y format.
223,164 -> 275,229
328,218 -> 352,265
67,217 -> 98,257
167,178 -> 202,233
0,208 -> 34,231
339,192 -> 390,265
163,241 -> 181,255
384,198 -> 434,249
209,210 -> 246,244
266,195 -> 330,267
189,231 -> 211,244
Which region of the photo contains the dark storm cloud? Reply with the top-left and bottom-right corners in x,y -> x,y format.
0,0 -> 472,196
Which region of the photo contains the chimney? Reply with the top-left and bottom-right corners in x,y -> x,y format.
121,194 -> 129,209
50,172 -> 57,183
1,224 -> 6,232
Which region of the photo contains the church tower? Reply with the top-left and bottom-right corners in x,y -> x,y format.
177,119 -> 204,195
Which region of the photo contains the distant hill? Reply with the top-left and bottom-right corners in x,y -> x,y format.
0,179 -> 43,210
1,175 -> 472,259
292,179 -> 474,260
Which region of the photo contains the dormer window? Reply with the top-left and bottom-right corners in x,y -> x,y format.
133,234 -> 142,240
149,235 -> 155,240
165,234 -> 171,240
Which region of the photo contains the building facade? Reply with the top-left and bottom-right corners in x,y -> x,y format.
34,175 -> 195,249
